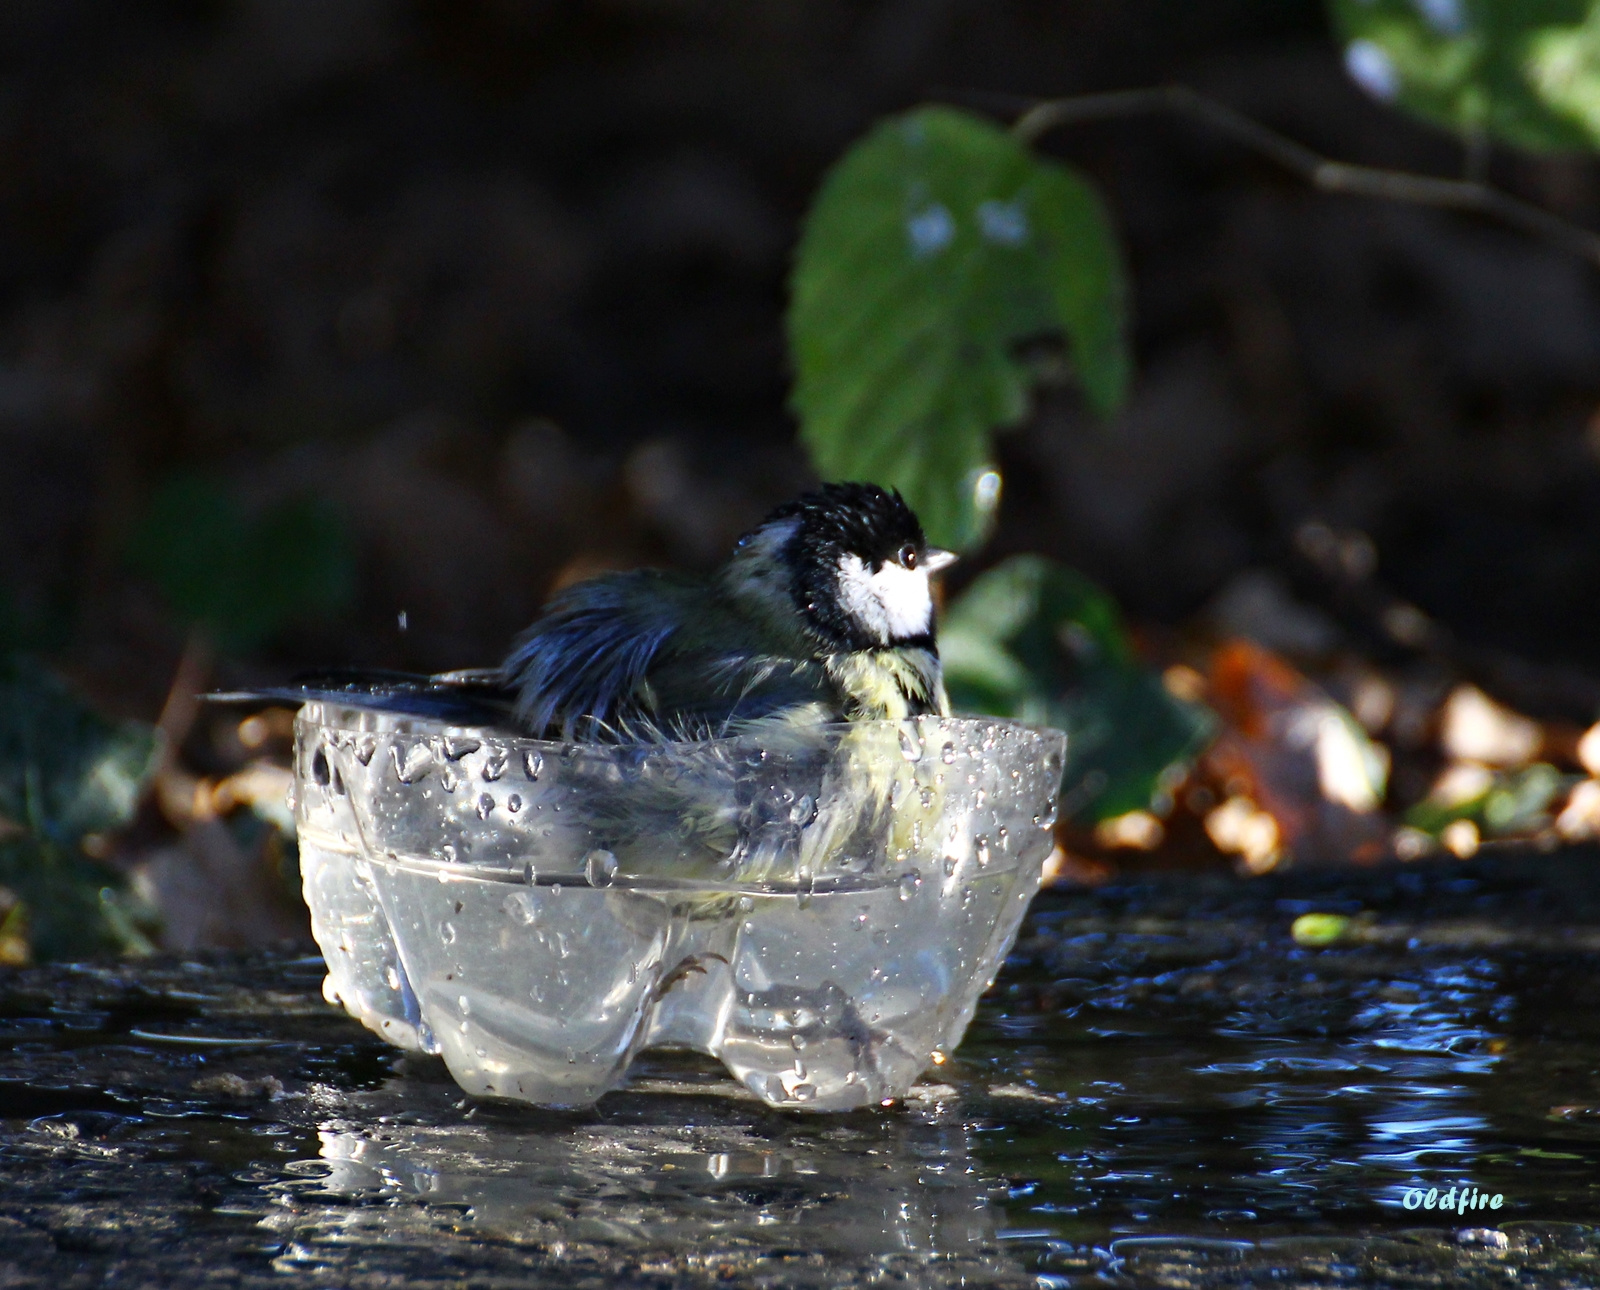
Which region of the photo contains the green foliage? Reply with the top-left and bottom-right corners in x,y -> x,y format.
0,657 -> 160,958
129,474 -> 354,651
1330,0 -> 1600,151
940,555 -> 1213,823
1405,762 -> 1567,836
790,106 -> 1130,550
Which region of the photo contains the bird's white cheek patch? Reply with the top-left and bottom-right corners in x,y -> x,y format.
837,555 -> 933,643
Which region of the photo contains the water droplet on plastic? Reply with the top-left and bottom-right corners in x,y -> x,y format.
898,726 -> 922,761
311,747 -> 331,787
391,742 -> 433,784
443,736 -> 481,761
522,861 -> 537,885
440,921 -> 456,944
385,966 -> 401,991
792,1057 -> 807,1078
507,793 -> 523,813
476,793 -> 495,820
975,835 -> 991,867
919,787 -> 934,809
997,825 -> 1009,848
791,1033 -> 807,1050
940,742 -> 956,765
481,748 -> 507,781
943,854 -> 958,877
737,895 -> 754,913
555,931 -> 570,959
502,891 -> 538,926
417,1022 -> 441,1055
457,994 -> 471,1015
566,1047 -> 576,1064
439,843 -> 458,865
897,871 -> 921,901
438,765 -> 459,792
791,1082 -> 817,1102
354,736 -> 377,766
584,849 -> 618,888
790,794 -> 817,827
522,750 -> 543,781
1036,800 -> 1059,829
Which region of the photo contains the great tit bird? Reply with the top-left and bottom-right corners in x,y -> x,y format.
503,481 -> 956,740
262,482 -> 956,740
233,483 -> 958,893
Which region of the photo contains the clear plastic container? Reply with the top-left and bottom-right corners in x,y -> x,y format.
293,703 -> 1065,1111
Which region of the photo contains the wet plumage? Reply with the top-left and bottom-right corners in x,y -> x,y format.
242,482 -> 954,742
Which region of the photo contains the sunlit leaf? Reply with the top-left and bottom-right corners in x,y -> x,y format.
790,106 -> 1129,550
128,474 -> 354,651
940,555 -> 1213,822
1329,0 -> 1600,151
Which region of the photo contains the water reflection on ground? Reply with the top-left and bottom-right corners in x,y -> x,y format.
8,856 -> 1600,1285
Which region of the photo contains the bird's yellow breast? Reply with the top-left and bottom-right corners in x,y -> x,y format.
826,649 -> 949,720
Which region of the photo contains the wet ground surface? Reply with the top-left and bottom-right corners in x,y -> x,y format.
6,854 -> 1600,1287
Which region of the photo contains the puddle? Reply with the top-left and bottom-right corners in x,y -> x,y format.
5,852 -> 1600,1285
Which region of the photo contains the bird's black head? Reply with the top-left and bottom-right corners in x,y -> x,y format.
740,482 -> 956,652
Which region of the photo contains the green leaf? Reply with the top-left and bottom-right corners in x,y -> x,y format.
790,106 -> 1130,550
941,555 -> 1213,822
128,474 -> 354,651
1329,0 -> 1600,151
0,657 -> 161,960
0,657 -> 159,845
0,837 -> 156,960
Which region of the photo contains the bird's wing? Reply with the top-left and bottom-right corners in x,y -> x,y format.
210,668 -> 521,726
502,570 -> 705,738
640,643 -> 838,738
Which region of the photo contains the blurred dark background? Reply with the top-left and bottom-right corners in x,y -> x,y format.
6,0 -> 1600,722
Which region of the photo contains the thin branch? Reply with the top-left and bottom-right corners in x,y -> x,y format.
1013,84 -> 1600,270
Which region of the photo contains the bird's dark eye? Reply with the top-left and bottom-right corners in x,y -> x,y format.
898,544 -> 918,570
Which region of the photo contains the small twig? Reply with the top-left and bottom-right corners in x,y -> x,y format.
155,628 -> 213,763
1013,85 -> 1600,271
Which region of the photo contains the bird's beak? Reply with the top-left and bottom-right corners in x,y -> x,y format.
923,548 -> 958,574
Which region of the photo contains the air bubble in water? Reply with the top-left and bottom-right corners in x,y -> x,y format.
897,871 -> 921,901
477,794 -> 495,819
790,794 -> 817,827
